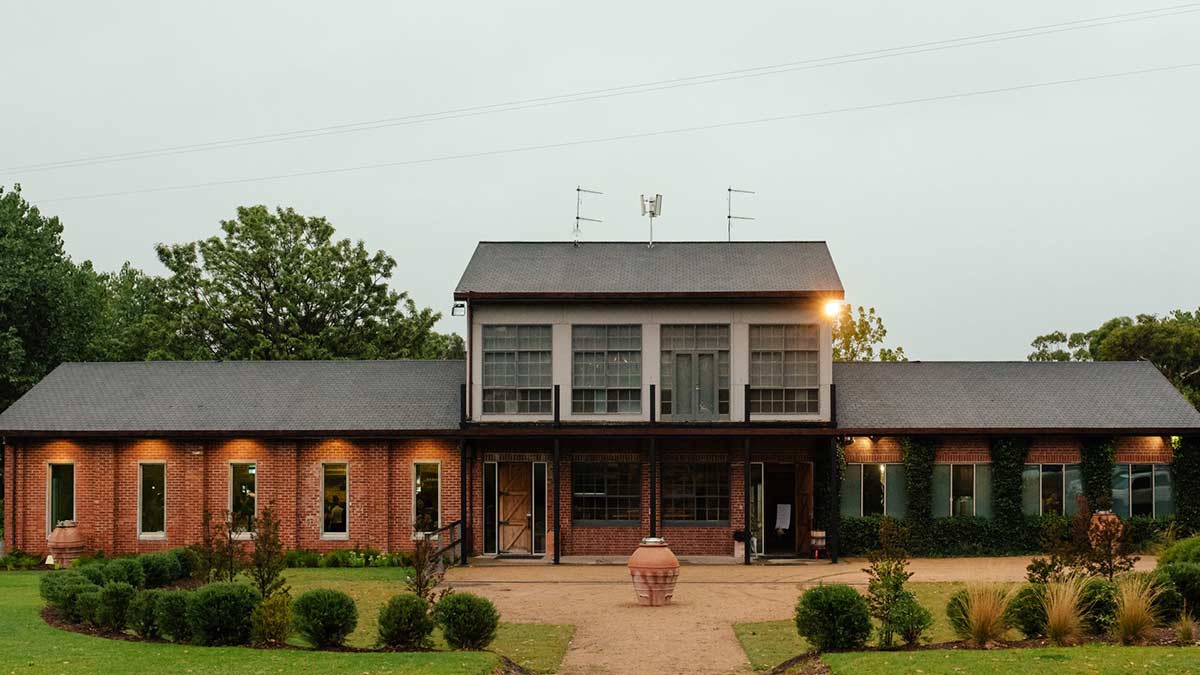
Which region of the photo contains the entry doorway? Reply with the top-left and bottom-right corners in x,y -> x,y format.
483,461 -> 548,557
751,462 -> 814,557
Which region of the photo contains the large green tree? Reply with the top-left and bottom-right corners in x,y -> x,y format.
1029,310 -> 1200,409
832,305 -> 907,362
0,184 -> 109,410
152,205 -> 461,360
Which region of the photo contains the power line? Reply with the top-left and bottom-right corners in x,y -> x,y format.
37,62 -> 1199,204
5,3 -> 1199,175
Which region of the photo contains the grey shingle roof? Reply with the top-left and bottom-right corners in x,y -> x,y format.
0,361 -> 465,435
833,361 -> 1200,432
454,241 -> 844,298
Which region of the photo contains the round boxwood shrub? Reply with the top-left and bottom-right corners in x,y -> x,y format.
154,589 -> 193,643
1159,562 -> 1200,615
187,583 -> 260,646
1006,583 -> 1046,638
103,558 -> 146,588
139,552 -> 183,588
434,593 -> 500,650
75,590 -> 102,626
794,584 -> 871,652
378,593 -> 434,650
293,589 -> 358,649
39,571 -> 100,623
78,563 -> 108,586
170,548 -> 200,580
892,592 -> 933,646
1159,536 -> 1200,566
1082,577 -> 1118,635
97,581 -> 136,631
127,589 -> 162,638
251,594 -> 294,646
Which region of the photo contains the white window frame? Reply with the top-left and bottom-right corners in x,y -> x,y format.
320,461 -> 350,540
570,324 -> 643,415
228,461 -> 258,540
481,324 -> 554,415
412,460 -> 441,537
846,463 -> 896,517
1114,463 -> 1169,518
46,461 -> 76,534
138,461 -> 168,540
945,463 -> 977,517
1026,463 -> 1069,516
747,323 -> 821,415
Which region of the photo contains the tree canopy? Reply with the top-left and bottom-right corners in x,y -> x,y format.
832,304 -> 907,362
1029,310 -> 1200,409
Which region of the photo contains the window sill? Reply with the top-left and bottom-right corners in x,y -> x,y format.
232,532 -> 254,541
572,520 -> 641,528
138,533 -> 167,541
662,521 -> 730,528
411,531 -> 443,541
320,533 -> 349,541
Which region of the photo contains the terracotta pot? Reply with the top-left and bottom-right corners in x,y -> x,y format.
628,537 -> 680,606
1089,510 -> 1124,553
47,520 -> 86,568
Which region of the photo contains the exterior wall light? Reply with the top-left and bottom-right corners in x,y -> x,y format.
451,302 -> 466,317
823,300 -> 844,318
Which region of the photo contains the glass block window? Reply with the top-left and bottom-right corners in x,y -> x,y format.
572,325 -> 642,414
482,325 -> 553,414
1112,463 -> 1173,518
749,325 -> 820,414
662,463 -> 729,522
1021,464 -> 1083,516
572,462 -> 641,522
660,325 -> 730,418
839,464 -> 906,518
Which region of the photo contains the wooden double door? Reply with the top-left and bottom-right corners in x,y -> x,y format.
494,461 -> 548,556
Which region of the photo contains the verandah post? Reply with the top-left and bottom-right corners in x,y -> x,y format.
459,440 -> 468,565
743,437 -> 752,565
649,438 -> 657,537
553,438 -> 561,564
827,436 -> 840,563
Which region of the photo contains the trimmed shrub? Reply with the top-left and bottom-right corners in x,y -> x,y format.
78,563 -> 107,586
434,593 -> 500,651
794,585 -> 870,652
188,583 -> 260,646
155,590 -> 193,643
103,558 -> 146,588
293,589 -> 358,649
0,549 -> 41,570
128,589 -> 162,638
1149,570 -> 1185,622
284,549 -> 321,568
139,552 -> 183,588
891,592 -> 933,646
251,594 -> 294,646
1160,536 -> 1200,566
75,590 -> 102,626
39,571 -> 100,622
1160,562 -> 1200,615
170,547 -> 200,579
97,582 -> 136,631
319,549 -> 355,568
1007,583 -> 1047,638
378,593 -> 434,650
1082,578 -> 1119,635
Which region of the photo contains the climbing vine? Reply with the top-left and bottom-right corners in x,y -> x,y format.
1080,437 -> 1115,511
814,440 -> 846,530
900,436 -> 936,551
1172,436 -> 1200,535
989,437 -> 1030,537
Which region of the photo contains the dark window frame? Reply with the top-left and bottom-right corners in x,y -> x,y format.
571,325 -> 642,415
661,462 -> 730,524
571,461 -> 642,524
481,324 -> 553,414
748,324 -> 820,414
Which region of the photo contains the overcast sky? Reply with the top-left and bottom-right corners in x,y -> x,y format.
2,1 -> 1197,360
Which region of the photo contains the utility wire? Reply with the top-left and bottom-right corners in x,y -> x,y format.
37,62 -> 1199,204
5,3 -> 1199,175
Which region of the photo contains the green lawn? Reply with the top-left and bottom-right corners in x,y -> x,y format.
734,582 -> 1200,674
0,569 -> 571,675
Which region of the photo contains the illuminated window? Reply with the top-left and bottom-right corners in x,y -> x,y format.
322,463 -> 348,536
414,463 -> 440,533
49,464 -> 75,531
230,463 -> 256,533
139,463 -> 166,536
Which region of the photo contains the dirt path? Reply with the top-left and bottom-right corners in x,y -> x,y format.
447,556 -> 1153,675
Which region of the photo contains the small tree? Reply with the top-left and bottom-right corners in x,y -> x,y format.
191,509 -> 244,583
248,504 -> 289,599
405,536 -> 451,608
864,518 -> 914,648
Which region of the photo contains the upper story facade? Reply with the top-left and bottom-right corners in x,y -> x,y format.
453,241 -> 845,425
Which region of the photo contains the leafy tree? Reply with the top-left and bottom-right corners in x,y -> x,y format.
152,205 -> 461,361
832,305 -> 907,362
248,504 -> 289,599
1029,310 -> 1200,409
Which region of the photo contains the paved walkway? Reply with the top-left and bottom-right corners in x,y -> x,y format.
448,556 -> 1157,675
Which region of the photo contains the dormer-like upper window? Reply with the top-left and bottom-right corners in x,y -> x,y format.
748,324 -> 820,414
571,325 -> 642,414
482,325 -> 553,414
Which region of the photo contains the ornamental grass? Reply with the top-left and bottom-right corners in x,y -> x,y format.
1113,574 -> 1162,645
1042,575 -> 1087,646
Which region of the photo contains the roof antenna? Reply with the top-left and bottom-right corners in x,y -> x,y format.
727,187 -> 755,241
640,193 -> 663,248
574,186 -> 602,247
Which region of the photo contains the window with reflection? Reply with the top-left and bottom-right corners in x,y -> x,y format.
414,463 -> 440,532
140,463 -> 166,535
322,463 -> 348,536
230,463 -> 256,532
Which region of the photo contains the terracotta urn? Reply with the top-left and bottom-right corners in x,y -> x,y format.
1089,510 -> 1124,553
628,537 -> 680,606
47,520 -> 86,568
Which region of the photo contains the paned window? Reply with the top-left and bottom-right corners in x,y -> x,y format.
1111,463 -> 1173,518
839,463 -> 907,518
660,325 -> 730,419
662,463 -> 729,522
748,325 -> 820,414
572,462 -> 641,522
1021,464 -> 1083,516
482,325 -> 553,413
572,325 -> 642,414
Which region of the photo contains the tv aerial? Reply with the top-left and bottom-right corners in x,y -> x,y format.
727,187 -> 755,241
640,193 -> 663,248
574,186 -> 602,246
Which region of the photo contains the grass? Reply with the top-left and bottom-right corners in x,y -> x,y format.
0,568 -> 571,675
735,581 -> 1200,674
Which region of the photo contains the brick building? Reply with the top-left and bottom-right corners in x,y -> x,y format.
3,241 -> 1199,562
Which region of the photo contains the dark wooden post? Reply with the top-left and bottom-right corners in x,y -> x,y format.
553,438 -> 561,564
459,440 -> 469,565
827,436 -> 840,564
743,437 -> 752,565
649,438 -> 657,537
744,383 -> 751,422
649,384 -> 656,423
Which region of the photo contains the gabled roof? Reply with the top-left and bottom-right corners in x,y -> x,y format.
454,241 -> 844,300
0,361 -> 465,436
833,361 -> 1200,433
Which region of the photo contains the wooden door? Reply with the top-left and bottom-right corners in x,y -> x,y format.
498,463 -> 532,554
